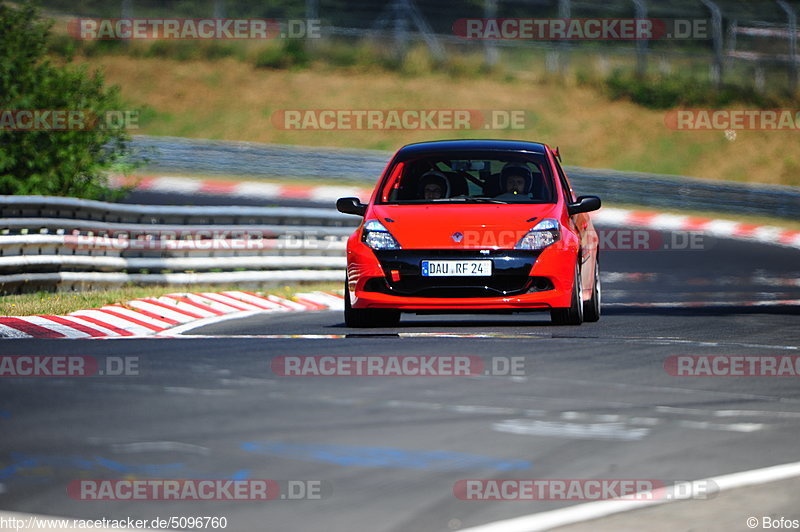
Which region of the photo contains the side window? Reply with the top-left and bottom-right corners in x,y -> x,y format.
553,158 -> 575,204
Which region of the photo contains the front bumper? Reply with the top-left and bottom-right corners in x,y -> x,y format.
348,247 -> 576,311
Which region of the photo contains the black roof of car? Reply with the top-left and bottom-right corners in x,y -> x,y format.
396,139 -> 548,157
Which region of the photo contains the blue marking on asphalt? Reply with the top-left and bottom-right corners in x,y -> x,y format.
0,453 -> 252,481
0,411 -> 11,419
241,441 -> 531,471
0,453 -> 185,480
0,454 -> 253,481
229,469 -> 251,480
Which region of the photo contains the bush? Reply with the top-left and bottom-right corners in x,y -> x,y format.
604,70 -> 782,109
0,3 -> 137,198
252,39 -> 310,69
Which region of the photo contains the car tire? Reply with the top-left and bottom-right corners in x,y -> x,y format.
583,258 -> 601,322
344,282 -> 401,328
551,265 -> 584,326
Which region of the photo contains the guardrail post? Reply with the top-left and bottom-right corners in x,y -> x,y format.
120,0 -> 133,46
725,21 -> 737,71
777,0 -> 798,94
633,0 -> 647,77
484,0 -> 498,67
306,0 -> 319,49
213,0 -> 225,18
700,0 -> 723,88
546,0 -> 570,74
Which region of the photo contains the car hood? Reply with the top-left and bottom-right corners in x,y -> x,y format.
368,204 -> 561,249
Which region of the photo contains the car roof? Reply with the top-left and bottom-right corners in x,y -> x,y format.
396,139 -> 548,157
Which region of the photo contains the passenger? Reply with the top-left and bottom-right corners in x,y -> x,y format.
417,171 -> 450,200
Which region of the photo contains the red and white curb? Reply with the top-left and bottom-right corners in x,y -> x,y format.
113,175 -> 800,250
0,291 -> 344,339
596,207 -> 800,250
110,174 -> 371,203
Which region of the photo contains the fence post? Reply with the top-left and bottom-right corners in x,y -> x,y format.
546,0 -> 570,74
777,0 -> 798,94
121,0 -> 132,46
306,0 -> 318,22
700,0 -> 723,88
394,2 -> 409,59
403,0 -> 445,61
213,0 -> 225,18
725,21 -> 737,71
632,0 -> 647,77
306,0 -> 319,49
558,0 -> 571,73
484,0 -> 498,67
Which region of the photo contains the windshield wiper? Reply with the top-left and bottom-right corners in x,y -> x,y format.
432,197 -> 508,204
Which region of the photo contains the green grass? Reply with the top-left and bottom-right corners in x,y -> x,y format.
0,282 -> 341,317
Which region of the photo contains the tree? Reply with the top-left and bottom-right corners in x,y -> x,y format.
0,3 -> 135,198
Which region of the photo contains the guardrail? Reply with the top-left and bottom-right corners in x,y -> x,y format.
132,136 -> 800,219
0,195 -> 354,293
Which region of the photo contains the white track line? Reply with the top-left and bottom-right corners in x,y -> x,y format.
458,460 -> 800,532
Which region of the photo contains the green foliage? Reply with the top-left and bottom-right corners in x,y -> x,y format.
604,70 -> 783,109
0,3 -> 137,198
252,39 -> 310,69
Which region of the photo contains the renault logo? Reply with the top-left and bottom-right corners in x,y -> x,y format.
452,232 -> 464,243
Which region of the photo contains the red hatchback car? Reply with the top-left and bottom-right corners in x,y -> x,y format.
336,140 -> 601,327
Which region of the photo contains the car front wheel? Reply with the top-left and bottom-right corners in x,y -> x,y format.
583,258 -> 601,322
344,283 -> 401,328
551,265 -> 584,326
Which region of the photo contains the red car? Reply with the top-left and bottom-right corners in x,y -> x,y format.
336,140 -> 601,327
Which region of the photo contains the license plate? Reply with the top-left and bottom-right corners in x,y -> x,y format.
421,260 -> 492,277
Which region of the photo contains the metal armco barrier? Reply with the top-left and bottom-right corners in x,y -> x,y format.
132,136 -> 800,219
0,196 -> 355,293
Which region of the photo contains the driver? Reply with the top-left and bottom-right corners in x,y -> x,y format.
499,163 -> 533,196
417,171 -> 450,200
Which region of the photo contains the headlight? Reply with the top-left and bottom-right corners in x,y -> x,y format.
362,219 -> 401,250
515,218 -> 560,250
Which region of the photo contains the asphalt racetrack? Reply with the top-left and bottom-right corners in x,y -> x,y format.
1,201 -> 800,531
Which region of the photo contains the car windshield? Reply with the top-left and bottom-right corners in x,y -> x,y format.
378,151 -> 556,204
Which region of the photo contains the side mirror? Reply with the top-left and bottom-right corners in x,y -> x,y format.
336,197 -> 367,216
567,195 -> 601,215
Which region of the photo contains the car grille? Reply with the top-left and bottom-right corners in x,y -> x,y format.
368,250 -> 548,298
